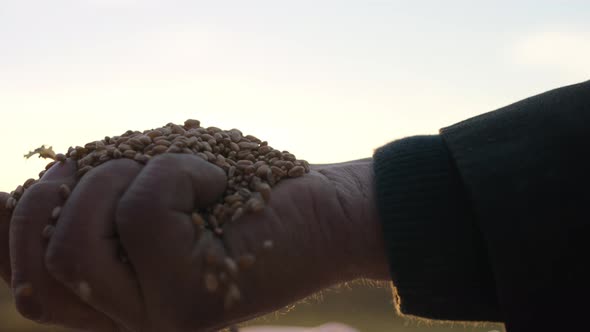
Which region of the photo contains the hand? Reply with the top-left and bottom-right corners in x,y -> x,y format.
242,323 -> 359,332
2,154 -> 387,332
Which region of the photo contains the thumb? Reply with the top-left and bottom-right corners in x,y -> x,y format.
1,191 -> 12,283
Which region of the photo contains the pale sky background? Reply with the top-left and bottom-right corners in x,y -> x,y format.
1,0 -> 589,192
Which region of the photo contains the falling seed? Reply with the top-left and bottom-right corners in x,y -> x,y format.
51,206 -> 62,220
58,184 -> 71,199
224,283 -> 241,310
237,254 -> 256,270
204,273 -> 219,293
42,225 -> 55,239
191,212 -> 206,227
263,240 -> 274,249
78,281 -> 92,302
224,257 -> 239,278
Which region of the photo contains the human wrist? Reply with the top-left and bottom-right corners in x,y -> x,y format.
313,159 -> 389,281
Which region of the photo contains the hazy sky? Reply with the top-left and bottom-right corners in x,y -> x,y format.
1,0 -> 589,191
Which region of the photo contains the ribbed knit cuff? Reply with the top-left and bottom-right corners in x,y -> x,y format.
373,135 -> 499,321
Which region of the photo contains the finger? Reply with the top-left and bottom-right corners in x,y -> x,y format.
117,153 -> 226,272
1,192 -> 11,283
46,159 -> 144,331
10,160 -> 116,330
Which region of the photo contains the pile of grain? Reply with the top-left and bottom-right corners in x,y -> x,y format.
4,119 -> 310,312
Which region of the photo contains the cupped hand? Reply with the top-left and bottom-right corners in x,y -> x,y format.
242,323 -> 359,332
2,154 -> 386,332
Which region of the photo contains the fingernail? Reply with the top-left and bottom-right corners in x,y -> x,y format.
14,283 -> 44,322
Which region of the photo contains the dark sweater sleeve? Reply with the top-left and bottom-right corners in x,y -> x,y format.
373,80 -> 590,331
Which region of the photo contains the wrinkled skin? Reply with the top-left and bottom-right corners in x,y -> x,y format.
0,155 -> 387,332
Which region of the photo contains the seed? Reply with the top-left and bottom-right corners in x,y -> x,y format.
184,119 -> 200,129
134,153 -> 150,164
204,273 -> 219,293
146,130 -> 162,139
45,161 -> 57,170
246,197 -> 265,212
139,135 -> 152,145
224,257 -> 239,278
228,166 -> 236,178
224,194 -> 242,204
154,139 -> 171,147
288,165 -> 305,177
113,149 -> 122,159
117,143 -> 132,151
13,185 -> 24,200
128,138 -> 144,150
55,153 -> 66,162
237,188 -> 251,199
51,206 -> 62,220
236,160 -> 253,168
152,144 -> 168,154
255,164 -> 269,178
123,149 -> 137,159
170,124 -> 185,135
231,207 -> 244,222
78,281 -> 92,302
77,165 -> 93,178
263,240 -> 274,249
23,178 -> 36,189
58,184 -> 71,199
245,135 -> 261,144
229,142 -> 240,152
258,145 -> 272,155
255,182 -> 271,203
42,225 -> 55,239
224,283 -> 241,310
204,151 -> 216,161
191,212 -> 206,227
5,197 -> 17,210
98,154 -> 111,163
237,254 -> 256,270
271,166 -> 286,178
